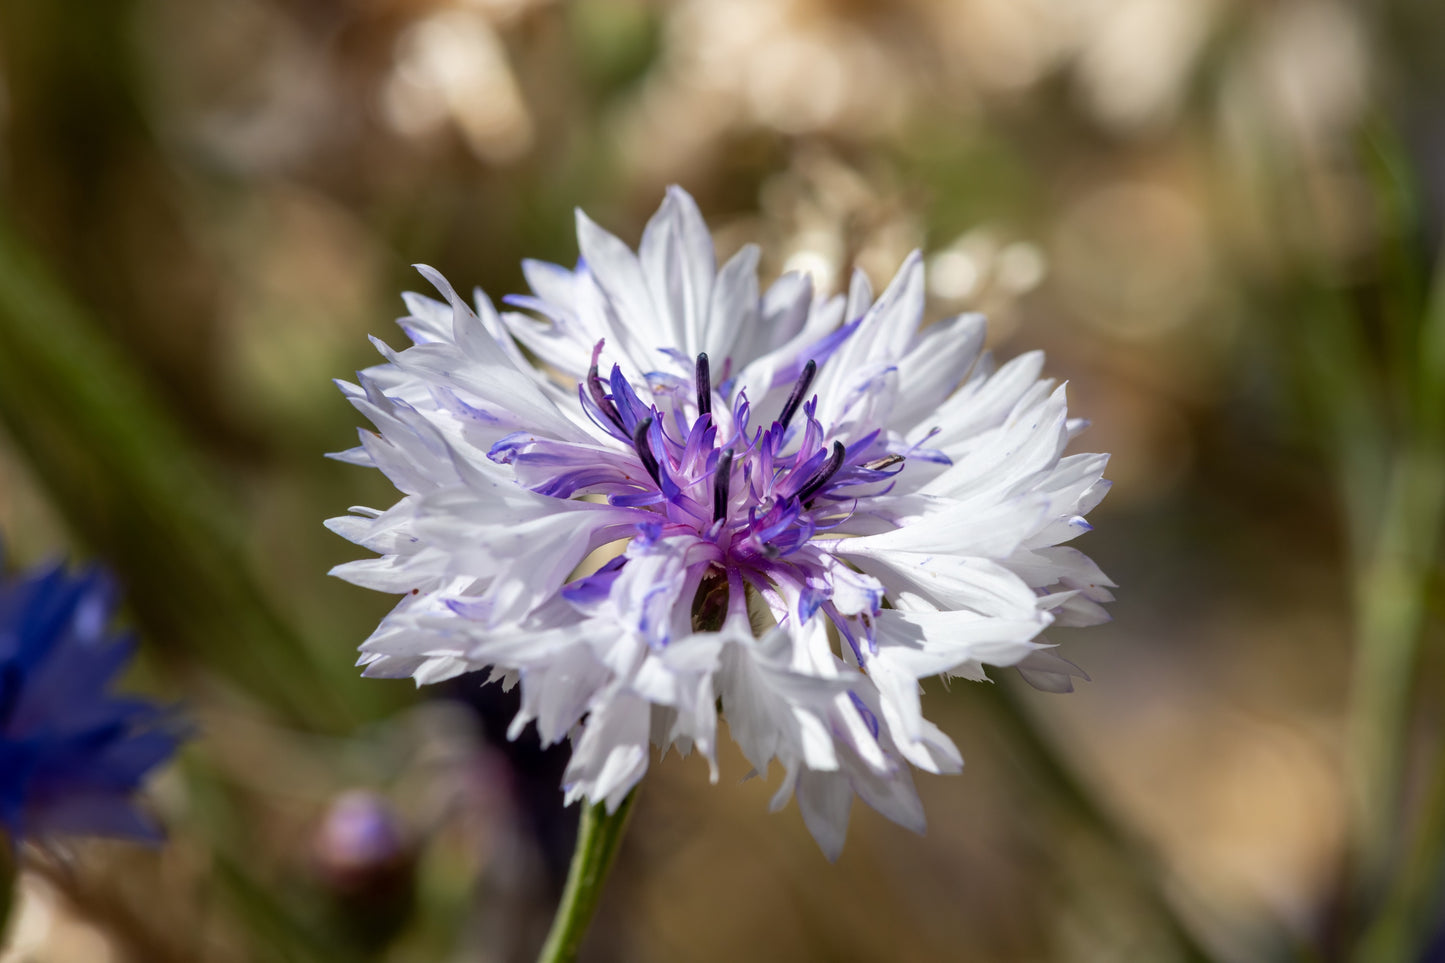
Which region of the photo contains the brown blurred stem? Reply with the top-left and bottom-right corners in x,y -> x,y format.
25,854 -> 192,963
0,844 -> 14,950
977,679 -> 1221,963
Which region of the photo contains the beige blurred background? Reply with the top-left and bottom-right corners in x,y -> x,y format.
2,0 -> 1441,960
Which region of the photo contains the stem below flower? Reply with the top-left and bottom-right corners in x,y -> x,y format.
536,790 -> 639,963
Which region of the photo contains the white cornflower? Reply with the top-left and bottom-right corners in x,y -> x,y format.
329,188 -> 1113,858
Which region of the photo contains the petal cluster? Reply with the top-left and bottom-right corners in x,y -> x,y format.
330,187 -> 1113,857
0,559 -> 183,843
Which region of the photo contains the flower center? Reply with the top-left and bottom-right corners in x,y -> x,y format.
590,345 -> 902,567
490,341 -> 907,584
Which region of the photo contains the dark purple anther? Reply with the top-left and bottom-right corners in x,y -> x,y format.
587,341 -> 624,432
797,441 -> 846,505
713,449 -> 734,522
632,417 -> 663,487
778,359 -> 817,431
695,353 -> 712,418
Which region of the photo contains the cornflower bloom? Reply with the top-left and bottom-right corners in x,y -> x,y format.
330,188 -> 1112,857
0,559 -> 182,844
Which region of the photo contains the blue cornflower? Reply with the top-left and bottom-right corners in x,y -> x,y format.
0,559 -> 183,844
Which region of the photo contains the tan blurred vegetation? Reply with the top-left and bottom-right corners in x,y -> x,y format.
1,0 -> 1443,961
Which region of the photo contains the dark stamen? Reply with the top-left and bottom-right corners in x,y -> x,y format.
797,441 -> 846,505
587,341 -> 624,431
777,359 -> 817,431
632,417 -> 662,487
695,353 -> 712,418
713,449 -> 734,522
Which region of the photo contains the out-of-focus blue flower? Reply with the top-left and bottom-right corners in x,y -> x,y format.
0,558 -> 183,844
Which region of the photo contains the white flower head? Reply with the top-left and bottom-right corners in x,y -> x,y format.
329,187 -> 1113,858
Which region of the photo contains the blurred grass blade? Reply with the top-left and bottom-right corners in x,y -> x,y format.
0,213 -> 362,730
1354,243 -> 1445,962
977,680 -> 1230,963
212,851 -> 364,963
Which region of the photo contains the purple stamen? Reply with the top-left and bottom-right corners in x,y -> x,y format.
777,359 -> 817,431
713,449 -> 734,522
632,417 -> 663,487
609,365 -> 652,431
695,353 -> 712,418
587,341 -> 624,432
797,441 -> 846,505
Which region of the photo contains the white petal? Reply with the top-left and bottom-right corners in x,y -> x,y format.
845,754 -> 927,836
872,608 -> 1049,675
563,689 -> 652,812
521,258 -> 580,311
1004,544 -> 1117,594
919,385 -> 1071,500
917,350 -> 1047,453
831,493 -> 1050,558
639,186 -> 715,357
703,243 -> 760,363
719,626 -> 851,775
795,769 -> 852,862
1016,649 -> 1090,693
889,312 -> 986,432
836,544 -> 1039,618
575,209 -> 668,350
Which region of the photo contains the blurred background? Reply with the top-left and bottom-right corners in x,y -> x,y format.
0,0 -> 1442,960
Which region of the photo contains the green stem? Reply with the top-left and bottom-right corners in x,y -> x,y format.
1352,252 -> 1445,958
1347,446 -> 1445,958
1358,755 -> 1445,962
536,791 -> 639,963
1345,486 -> 1429,882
